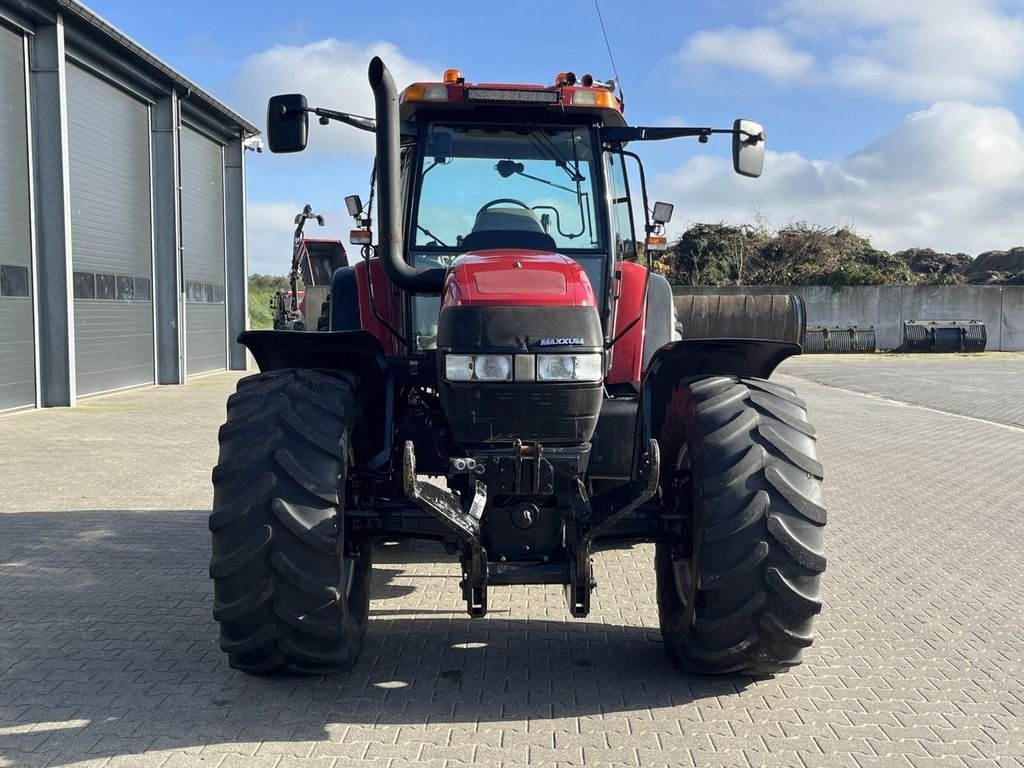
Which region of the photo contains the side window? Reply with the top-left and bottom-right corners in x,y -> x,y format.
606,152 -> 636,261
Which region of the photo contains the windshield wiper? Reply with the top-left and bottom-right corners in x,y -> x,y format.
416,224 -> 449,248
498,117 -> 592,240
510,115 -> 586,183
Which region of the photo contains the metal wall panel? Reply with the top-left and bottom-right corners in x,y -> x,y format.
0,25 -> 35,410
180,125 -> 226,375
66,63 -> 154,395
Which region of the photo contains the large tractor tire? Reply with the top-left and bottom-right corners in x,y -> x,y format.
656,375 -> 825,674
209,369 -> 371,674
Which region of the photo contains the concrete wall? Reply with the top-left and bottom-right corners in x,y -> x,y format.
672,285 -> 1024,351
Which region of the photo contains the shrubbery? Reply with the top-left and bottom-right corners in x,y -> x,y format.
247,274 -> 290,330
654,223 -> 1024,286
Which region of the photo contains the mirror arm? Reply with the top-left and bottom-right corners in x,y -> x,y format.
280,104 -> 377,133
603,126 -> 764,144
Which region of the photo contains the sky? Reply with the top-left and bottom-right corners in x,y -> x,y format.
82,0 -> 1024,275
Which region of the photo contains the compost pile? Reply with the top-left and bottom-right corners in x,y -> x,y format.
654,224 -> 1024,287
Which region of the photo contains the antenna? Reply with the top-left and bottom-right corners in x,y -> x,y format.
594,0 -> 623,105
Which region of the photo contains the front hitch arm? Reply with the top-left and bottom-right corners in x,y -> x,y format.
402,441 -> 489,616
566,439 -> 661,617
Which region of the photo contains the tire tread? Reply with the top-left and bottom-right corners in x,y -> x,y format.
656,375 -> 826,675
209,369 -> 370,675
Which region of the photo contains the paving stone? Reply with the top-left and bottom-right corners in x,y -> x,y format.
0,361 -> 1022,767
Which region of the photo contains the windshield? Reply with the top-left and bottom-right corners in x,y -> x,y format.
412,123 -> 602,252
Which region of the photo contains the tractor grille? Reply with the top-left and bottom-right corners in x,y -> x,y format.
440,382 -> 602,446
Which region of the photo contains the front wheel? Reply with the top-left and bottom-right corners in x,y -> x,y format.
209,369 -> 371,674
656,376 -> 826,674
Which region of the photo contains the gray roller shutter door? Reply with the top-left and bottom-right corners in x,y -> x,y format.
66,64 -> 154,396
0,26 -> 35,411
180,126 -> 227,375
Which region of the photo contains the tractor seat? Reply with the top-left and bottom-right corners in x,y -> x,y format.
460,207 -> 557,252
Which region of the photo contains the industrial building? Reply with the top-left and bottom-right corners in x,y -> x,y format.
0,0 -> 257,411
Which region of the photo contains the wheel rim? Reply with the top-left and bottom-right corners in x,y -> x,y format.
672,557 -> 694,605
344,554 -> 355,601
672,444 -> 695,606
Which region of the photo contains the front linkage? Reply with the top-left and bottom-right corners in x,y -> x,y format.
402,438 -> 660,618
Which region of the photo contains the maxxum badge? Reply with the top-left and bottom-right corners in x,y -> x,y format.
538,337 -> 585,346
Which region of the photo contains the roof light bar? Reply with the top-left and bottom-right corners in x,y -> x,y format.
466,87 -> 559,104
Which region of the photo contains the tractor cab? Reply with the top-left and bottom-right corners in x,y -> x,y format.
297,238 -> 347,286
396,71 -> 640,349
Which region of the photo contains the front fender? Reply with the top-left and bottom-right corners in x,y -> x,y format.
238,330 -> 392,469
638,338 -> 801,452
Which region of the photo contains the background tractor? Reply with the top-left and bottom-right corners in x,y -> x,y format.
210,59 -> 825,676
271,204 -> 348,331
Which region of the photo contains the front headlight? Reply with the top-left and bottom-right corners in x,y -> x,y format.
444,352 -> 602,383
537,353 -> 603,382
445,354 -> 513,382
474,354 -> 512,381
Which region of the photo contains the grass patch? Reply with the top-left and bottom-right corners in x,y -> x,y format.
248,288 -> 276,330
248,274 -> 289,330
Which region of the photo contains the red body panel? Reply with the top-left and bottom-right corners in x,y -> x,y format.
354,258 -> 401,355
605,261 -> 648,385
441,250 -> 596,309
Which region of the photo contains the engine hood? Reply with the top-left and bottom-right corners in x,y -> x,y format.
442,250 -> 597,309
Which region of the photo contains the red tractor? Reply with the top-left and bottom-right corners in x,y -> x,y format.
210,59 -> 825,676
271,205 -> 348,331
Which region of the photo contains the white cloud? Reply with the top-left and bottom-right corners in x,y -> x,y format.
680,27 -> 815,82
652,101 -> 1024,254
825,5 -> 1024,101
678,2 -> 1024,102
230,40 -> 437,155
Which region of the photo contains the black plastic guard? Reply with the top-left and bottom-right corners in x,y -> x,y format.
638,338 -> 801,454
238,330 -> 393,469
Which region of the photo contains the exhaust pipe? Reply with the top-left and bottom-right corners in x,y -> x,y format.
368,57 -> 445,293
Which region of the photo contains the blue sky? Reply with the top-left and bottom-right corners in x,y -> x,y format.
85,0 -> 1024,274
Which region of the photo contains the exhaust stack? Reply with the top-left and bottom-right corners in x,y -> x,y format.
367,57 -> 445,293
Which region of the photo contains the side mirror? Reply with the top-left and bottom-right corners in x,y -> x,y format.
652,201 -> 674,225
267,94 -> 309,153
425,132 -> 453,162
732,119 -> 765,178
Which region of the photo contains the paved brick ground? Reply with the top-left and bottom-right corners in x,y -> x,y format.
781,353 -> 1024,428
1,360 -> 1022,767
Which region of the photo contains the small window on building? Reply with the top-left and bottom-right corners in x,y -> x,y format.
116,275 -> 135,301
73,271 -> 96,299
135,277 -> 151,301
96,274 -> 116,300
184,280 -> 225,303
1,265 -> 30,298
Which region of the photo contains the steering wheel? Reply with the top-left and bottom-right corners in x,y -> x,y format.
476,198 -> 533,215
